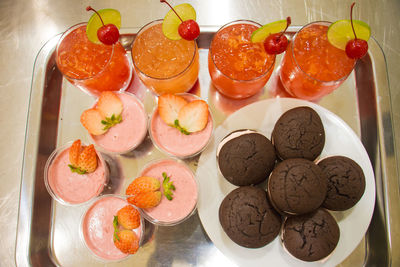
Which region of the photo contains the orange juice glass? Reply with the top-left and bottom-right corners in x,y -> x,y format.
208,20 -> 276,99
131,20 -> 199,95
280,21 -> 356,100
56,23 -> 133,97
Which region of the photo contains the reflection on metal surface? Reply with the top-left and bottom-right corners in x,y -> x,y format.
16,27 -> 399,267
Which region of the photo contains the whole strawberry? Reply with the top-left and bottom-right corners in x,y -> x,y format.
68,140 -> 98,174
117,205 -> 141,230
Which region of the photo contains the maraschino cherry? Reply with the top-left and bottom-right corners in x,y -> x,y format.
160,0 -> 200,40
345,2 -> 368,59
263,17 -> 291,54
86,6 -> 119,45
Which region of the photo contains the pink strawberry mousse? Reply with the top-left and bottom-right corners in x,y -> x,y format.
91,92 -> 148,153
140,159 -> 198,225
46,146 -> 106,205
82,195 -> 142,261
150,95 -> 213,158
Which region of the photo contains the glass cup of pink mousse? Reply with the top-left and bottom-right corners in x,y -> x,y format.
44,141 -> 109,206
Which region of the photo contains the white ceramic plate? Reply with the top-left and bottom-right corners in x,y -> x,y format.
196,98 -> 375,267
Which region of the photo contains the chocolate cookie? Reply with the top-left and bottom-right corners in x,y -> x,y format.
318,156 -> 366,211
268,158 -> 327,215
219,186 -> 282,248
282,208 -> 340,262
217,130 -> 276,186
272,107 -> 325,161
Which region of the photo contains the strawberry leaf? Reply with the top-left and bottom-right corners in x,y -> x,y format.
113,215 -> 120,241
173,119 -> 190,135
162,172 -> 176,201
102,114 -> 122,131
68,164 -> 87,175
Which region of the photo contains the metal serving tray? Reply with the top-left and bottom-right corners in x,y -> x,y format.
16,26 -> 399,266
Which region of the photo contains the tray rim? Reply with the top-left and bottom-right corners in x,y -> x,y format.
15,25 -> 399,267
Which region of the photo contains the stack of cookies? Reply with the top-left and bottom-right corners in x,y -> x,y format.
216,106 -> 366,262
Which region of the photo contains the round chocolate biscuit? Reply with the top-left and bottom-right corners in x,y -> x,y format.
268,158 -> 327,215
282,208 -> 340,262
217,130 -> 276,186
318,156 -> 366,211
272,106 -> 325,161
219,186 -> 282,248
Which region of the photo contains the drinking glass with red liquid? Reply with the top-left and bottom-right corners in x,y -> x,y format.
56,23 -> 132,97
208,20 -> 276,99
279,21 -> 356,101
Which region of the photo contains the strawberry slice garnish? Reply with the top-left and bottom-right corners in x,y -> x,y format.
126,176 -> 162,209
158,94 -> 188,125
69,139 -> 82,167
117,205 -> 141,230
80,108 -> 107,136
96,91 -> 123,119
80,92 -> 123,135
77,144 -> 98,173
127,191 -> 162,209
178,100 -> 208,133
113,219 -> 140,254
68,141 -> 98,174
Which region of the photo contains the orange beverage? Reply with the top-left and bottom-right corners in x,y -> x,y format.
56,23 -> 132,96
131,20 -> 199,95
208,20 -> 275,99
280,21 -> 356,100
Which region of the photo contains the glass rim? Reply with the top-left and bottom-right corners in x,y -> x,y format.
149,93 -> 214,159
289,20 -> 356,84
55,22 -> 116,82
80,194 -> 145,262
131,19 -> 198,81
209,19 -> 276,83
136,157 -> 199,226
88,91 -> 149,155
44,141 -> 109,206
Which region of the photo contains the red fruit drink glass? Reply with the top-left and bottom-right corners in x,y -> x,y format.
208,20 -> 276,99
56,23 -> 132,97
279,21 -> 356,101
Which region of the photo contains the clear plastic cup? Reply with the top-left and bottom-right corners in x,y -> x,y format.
88,91 -> 148,155
44,141 -> 109,206
80,194 -> 145,262
149,93 -> 213,159
133,158 -> 198,226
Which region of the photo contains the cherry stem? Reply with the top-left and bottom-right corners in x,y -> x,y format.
350,2 -> 358,40
278,17 -> 291,39
86,6 -> 105,26
160,0 -> 184,23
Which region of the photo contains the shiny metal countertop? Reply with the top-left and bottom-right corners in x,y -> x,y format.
1,0 -> 399,266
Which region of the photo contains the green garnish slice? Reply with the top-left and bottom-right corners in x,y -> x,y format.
327,19 -> 371,50
86,9 -> 121,44
173,119 -> 190,135
162,3 -> 196,40
251,19 -> 288,43
68,164 -> 87,175
101,114 -> 122,131
162,172 -> 176,201
113,215 -> 120,241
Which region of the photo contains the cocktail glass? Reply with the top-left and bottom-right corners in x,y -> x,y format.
279,21 -> 356,101
131,19 -> 199,95
56,23 -> 133,97
208,20 -> 276,99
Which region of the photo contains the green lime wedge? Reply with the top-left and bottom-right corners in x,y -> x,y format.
162,3 -> 196,40
327,19 -> 371,50
86,9 -> 121,44
251,19 -> 288,43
